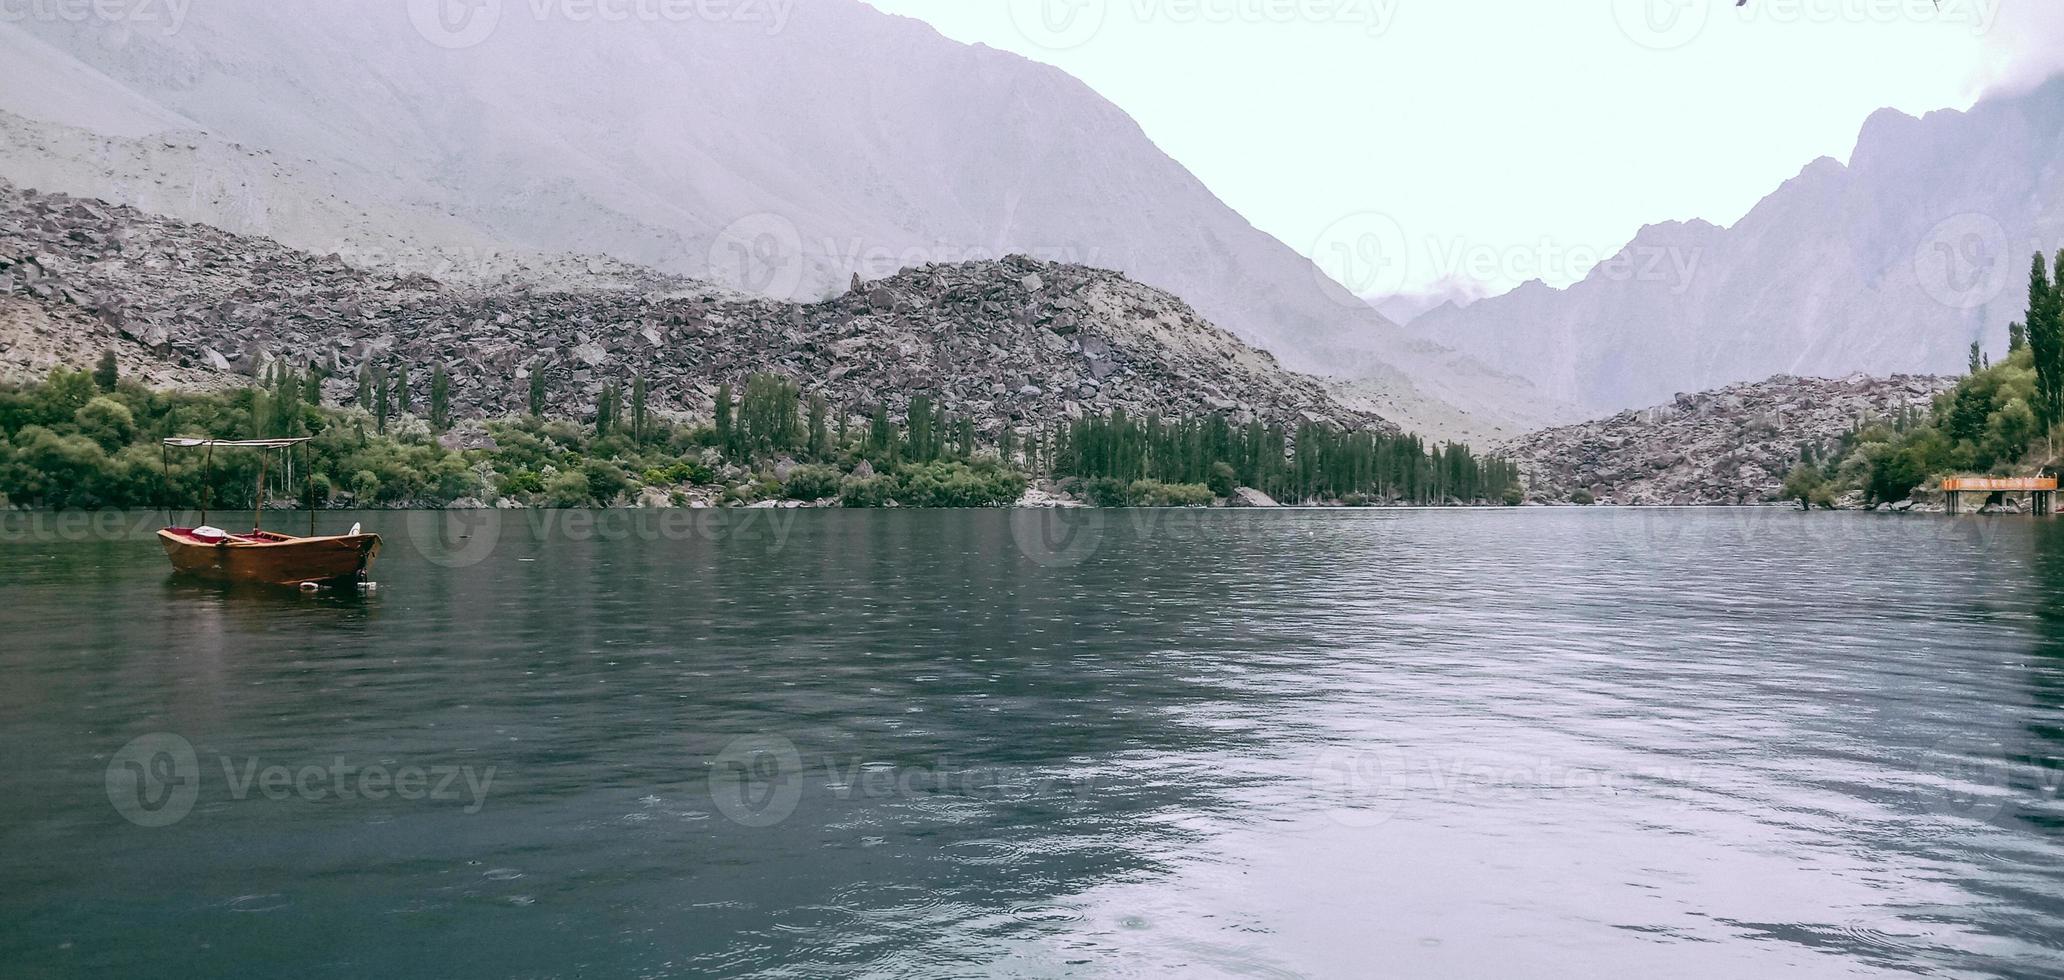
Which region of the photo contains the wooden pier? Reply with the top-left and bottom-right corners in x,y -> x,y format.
1941,476 -> 2058,516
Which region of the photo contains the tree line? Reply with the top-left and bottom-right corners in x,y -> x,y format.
2,351 -> 1529,510
1042,410 -> 1524,505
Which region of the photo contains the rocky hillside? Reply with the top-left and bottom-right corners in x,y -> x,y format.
0,4 -> 1564,439
0,182 -> 1380,437
1502,374 -> 1953,505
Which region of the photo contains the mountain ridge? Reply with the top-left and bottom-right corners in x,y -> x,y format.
1412,73 -> 2064,414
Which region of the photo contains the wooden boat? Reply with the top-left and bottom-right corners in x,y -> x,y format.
157,526 -> 381,586
158,437 -> 381,587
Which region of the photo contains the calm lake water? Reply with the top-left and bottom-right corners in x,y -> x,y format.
2,508 -> 2062,978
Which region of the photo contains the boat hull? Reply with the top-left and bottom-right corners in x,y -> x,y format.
157,529 -> 381,586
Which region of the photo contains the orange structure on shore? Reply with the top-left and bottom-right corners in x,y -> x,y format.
1940,476 -> 2058,516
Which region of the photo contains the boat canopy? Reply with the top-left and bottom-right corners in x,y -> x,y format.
163,437 -> 313,449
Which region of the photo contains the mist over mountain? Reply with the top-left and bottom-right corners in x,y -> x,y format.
1367,278 -> 1491,327
1410,74 -> 2064,414
0,0 -> 1565,438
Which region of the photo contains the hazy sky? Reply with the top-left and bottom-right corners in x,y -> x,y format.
863,0 -> 2064,301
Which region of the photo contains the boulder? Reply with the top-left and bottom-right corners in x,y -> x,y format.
1227,487 -> 1280,508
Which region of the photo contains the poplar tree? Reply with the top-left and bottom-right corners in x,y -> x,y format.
806,393 -> 828,458
597,382 -> 618,436
94,350 -> 119,391
714,382 -> 735,455
2030,253 -> 2062,433
430,363 -> 451,432
631,374 -> 648,443
908,394 -> 934,461
868,404 -> 897,462
529,367 -> 548,418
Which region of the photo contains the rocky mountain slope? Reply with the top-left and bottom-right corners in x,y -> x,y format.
0,3 -> 1562,438
0,182 -> 1379,436
1412,75 -> 2064,414
1502,374 -> 1953,505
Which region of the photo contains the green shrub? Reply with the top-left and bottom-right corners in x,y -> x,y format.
1082,477 -> 1131,508
581,459 -> 630,505
1128,480 -> 1212,507
1570,488 -> 1594,506
891,460 -> 1027,508
75,396 -> 136,450
839,475 -> 896,508
783,464 -> 843,501
545,470 -> 593,508
642,459 -> 713,487
498,469 -> 545,497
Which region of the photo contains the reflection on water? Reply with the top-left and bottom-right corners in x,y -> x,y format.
0,509 -> 2060,977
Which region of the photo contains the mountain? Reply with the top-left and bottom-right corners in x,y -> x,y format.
0,0 -> 1563,438
1411,75 -> 2064,414
0,180 -> 1381,436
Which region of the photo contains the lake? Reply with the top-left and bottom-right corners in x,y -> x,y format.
1,508 -> 2061,977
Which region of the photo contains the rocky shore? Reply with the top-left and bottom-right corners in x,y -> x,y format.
1502,374 -> 1954,505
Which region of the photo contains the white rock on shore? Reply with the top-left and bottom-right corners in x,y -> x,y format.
1228,487 -> 1280,508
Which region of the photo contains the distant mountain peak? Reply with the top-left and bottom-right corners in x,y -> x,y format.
1412,78 -> 2064,413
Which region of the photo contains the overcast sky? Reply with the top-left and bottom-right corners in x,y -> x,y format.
862,0 -> 2064,301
